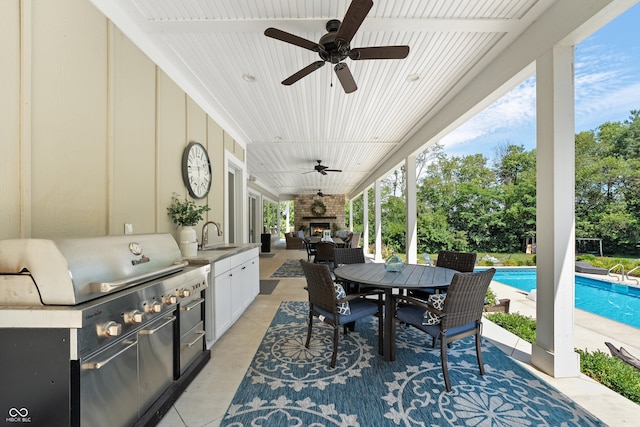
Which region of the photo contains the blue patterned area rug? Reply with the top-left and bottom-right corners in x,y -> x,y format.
270,259 -> 306,278
220,302 -> 604,427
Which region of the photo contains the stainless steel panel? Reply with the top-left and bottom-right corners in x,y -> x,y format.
138,315 -> 176,415
179,295 -> 205,336
80,339 -> 139,427
180,321 -> 205,375
0,234 -> 183,305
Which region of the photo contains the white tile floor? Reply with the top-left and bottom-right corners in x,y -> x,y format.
158,242 -> 640,426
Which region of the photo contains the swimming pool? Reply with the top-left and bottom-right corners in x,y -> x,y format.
486,268 -> 640,329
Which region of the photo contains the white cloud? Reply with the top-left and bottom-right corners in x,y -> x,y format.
441,79 -> 536,148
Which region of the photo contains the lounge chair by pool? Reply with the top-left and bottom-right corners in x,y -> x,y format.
575,261 -> 608,275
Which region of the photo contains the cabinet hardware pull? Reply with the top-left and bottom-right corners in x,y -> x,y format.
139,316 -> 176,335
181,298 -> 204,311
183,331 -> 205,347
81,339 -> 137,370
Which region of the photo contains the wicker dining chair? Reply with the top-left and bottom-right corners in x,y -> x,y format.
334,247 -> 367,293
435,250 -> 478,272
409,250 -> 477,299
303,239 -> 317,262
395,268 -> 496,392
300,260 -> 383,368
314,241 -> 337,266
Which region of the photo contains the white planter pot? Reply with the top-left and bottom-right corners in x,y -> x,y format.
179,226 -> 198,257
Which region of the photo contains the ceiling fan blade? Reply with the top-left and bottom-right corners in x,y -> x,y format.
334,63 -> 357,93
282,61 -> 325,86
264,28 -> 322,52
335,0 -> 373,45
325,169 -> 342,173
349,45 -> 410,60
319,170 -> 327,175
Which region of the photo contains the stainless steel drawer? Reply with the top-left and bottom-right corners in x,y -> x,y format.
180,321 -> 205,374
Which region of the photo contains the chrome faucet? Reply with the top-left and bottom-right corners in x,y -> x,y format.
200,221 -> 223,249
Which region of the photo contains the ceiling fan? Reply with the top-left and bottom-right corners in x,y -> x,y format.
304,160 -> 342,175
264,0 -> 410,93
317,190 -> 324,197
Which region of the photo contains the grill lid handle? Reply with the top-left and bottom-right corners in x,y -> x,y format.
90,261 -> 188,293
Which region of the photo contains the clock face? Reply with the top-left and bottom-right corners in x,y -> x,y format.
182,142 -> 212,199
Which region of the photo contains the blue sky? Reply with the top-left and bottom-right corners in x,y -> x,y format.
441,3 -> 640,160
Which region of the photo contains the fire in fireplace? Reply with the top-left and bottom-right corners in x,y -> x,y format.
309,222 -> 330,236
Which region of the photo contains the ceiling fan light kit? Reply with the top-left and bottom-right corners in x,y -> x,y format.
264,0 -> 409,93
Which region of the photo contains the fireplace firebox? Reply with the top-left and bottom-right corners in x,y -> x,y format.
309,222 -> 330,236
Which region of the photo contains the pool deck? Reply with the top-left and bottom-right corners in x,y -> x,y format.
486,272 -> 640,424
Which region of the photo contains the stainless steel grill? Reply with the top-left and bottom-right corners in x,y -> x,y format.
0,234 -> 210,427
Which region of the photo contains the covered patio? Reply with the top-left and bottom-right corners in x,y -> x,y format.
157,242 -> 640,425
92,0 -> 640,409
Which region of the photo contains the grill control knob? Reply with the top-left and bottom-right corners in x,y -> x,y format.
164,295 -> 177,305
99,321 -> 122,338
124,310 -> 144,324
177,288 -> 190,298
146,301 -> 163,314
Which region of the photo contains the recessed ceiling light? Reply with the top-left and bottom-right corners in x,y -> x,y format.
242,74 -> 256,82
274,136 -> 282,141
407,74 -> 420,82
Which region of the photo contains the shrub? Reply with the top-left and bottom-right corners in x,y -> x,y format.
576,349 -> 640,404
487,311 -> 640,405
485,312 -> 536,343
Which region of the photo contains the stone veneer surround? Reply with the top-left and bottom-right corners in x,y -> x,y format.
294,194 -> 346,236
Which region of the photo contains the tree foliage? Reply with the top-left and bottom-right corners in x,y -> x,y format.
348,110 -> 640,256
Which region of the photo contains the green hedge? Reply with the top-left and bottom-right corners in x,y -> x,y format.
485,312 -> 640,405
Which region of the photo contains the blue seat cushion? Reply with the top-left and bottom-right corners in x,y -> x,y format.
314,299 -> 378,325
396,304 -> 476,337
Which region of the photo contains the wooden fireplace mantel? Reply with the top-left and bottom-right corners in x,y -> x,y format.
302,216 -> 337,220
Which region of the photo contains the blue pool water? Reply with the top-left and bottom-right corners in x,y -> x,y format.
486,268 -> 640,329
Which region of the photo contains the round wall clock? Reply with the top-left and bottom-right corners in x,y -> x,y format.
182,142 -> 212,199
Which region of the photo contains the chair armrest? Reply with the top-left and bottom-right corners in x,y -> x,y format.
394,294 -> 443,317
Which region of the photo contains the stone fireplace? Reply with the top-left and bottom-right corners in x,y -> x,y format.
293,194 -> 346,236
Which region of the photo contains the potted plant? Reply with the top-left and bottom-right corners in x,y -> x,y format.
484,287 -> 510,313
167,193 -> 210,256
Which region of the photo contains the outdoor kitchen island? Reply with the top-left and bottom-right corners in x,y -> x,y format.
183,243 -> 261,349
0,234 -> 212,427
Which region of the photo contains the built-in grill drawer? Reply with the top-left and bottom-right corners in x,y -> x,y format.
180,321 -> 206,375
179,295 -> 205,336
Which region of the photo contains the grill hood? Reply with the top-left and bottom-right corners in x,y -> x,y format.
0,234 -> 184,306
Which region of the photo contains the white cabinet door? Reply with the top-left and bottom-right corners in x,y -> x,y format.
229,263 -> 244,321
210,248 -> 260,342
243,256 -> 259,306
214,271 -> 232,338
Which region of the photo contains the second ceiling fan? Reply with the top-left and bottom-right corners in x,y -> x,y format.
264,0 -> 410,93
304,160 -> 342,175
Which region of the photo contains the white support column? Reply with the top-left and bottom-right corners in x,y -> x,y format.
405,155 -> 417,264
362,189 -> 369,255
533,45 -> 580,378
374,180 -> 382,262
277,203 -> 282,235
348,199 -> 353,231
284,202 -> 290,233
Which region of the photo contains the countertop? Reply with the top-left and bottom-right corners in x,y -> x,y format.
184,243 -> 261,265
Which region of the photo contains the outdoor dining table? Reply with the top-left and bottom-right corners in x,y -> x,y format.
333,263 -> 458,361
307,236 -> 346,247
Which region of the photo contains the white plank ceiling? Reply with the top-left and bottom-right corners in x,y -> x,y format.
90,0 -> 619,199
